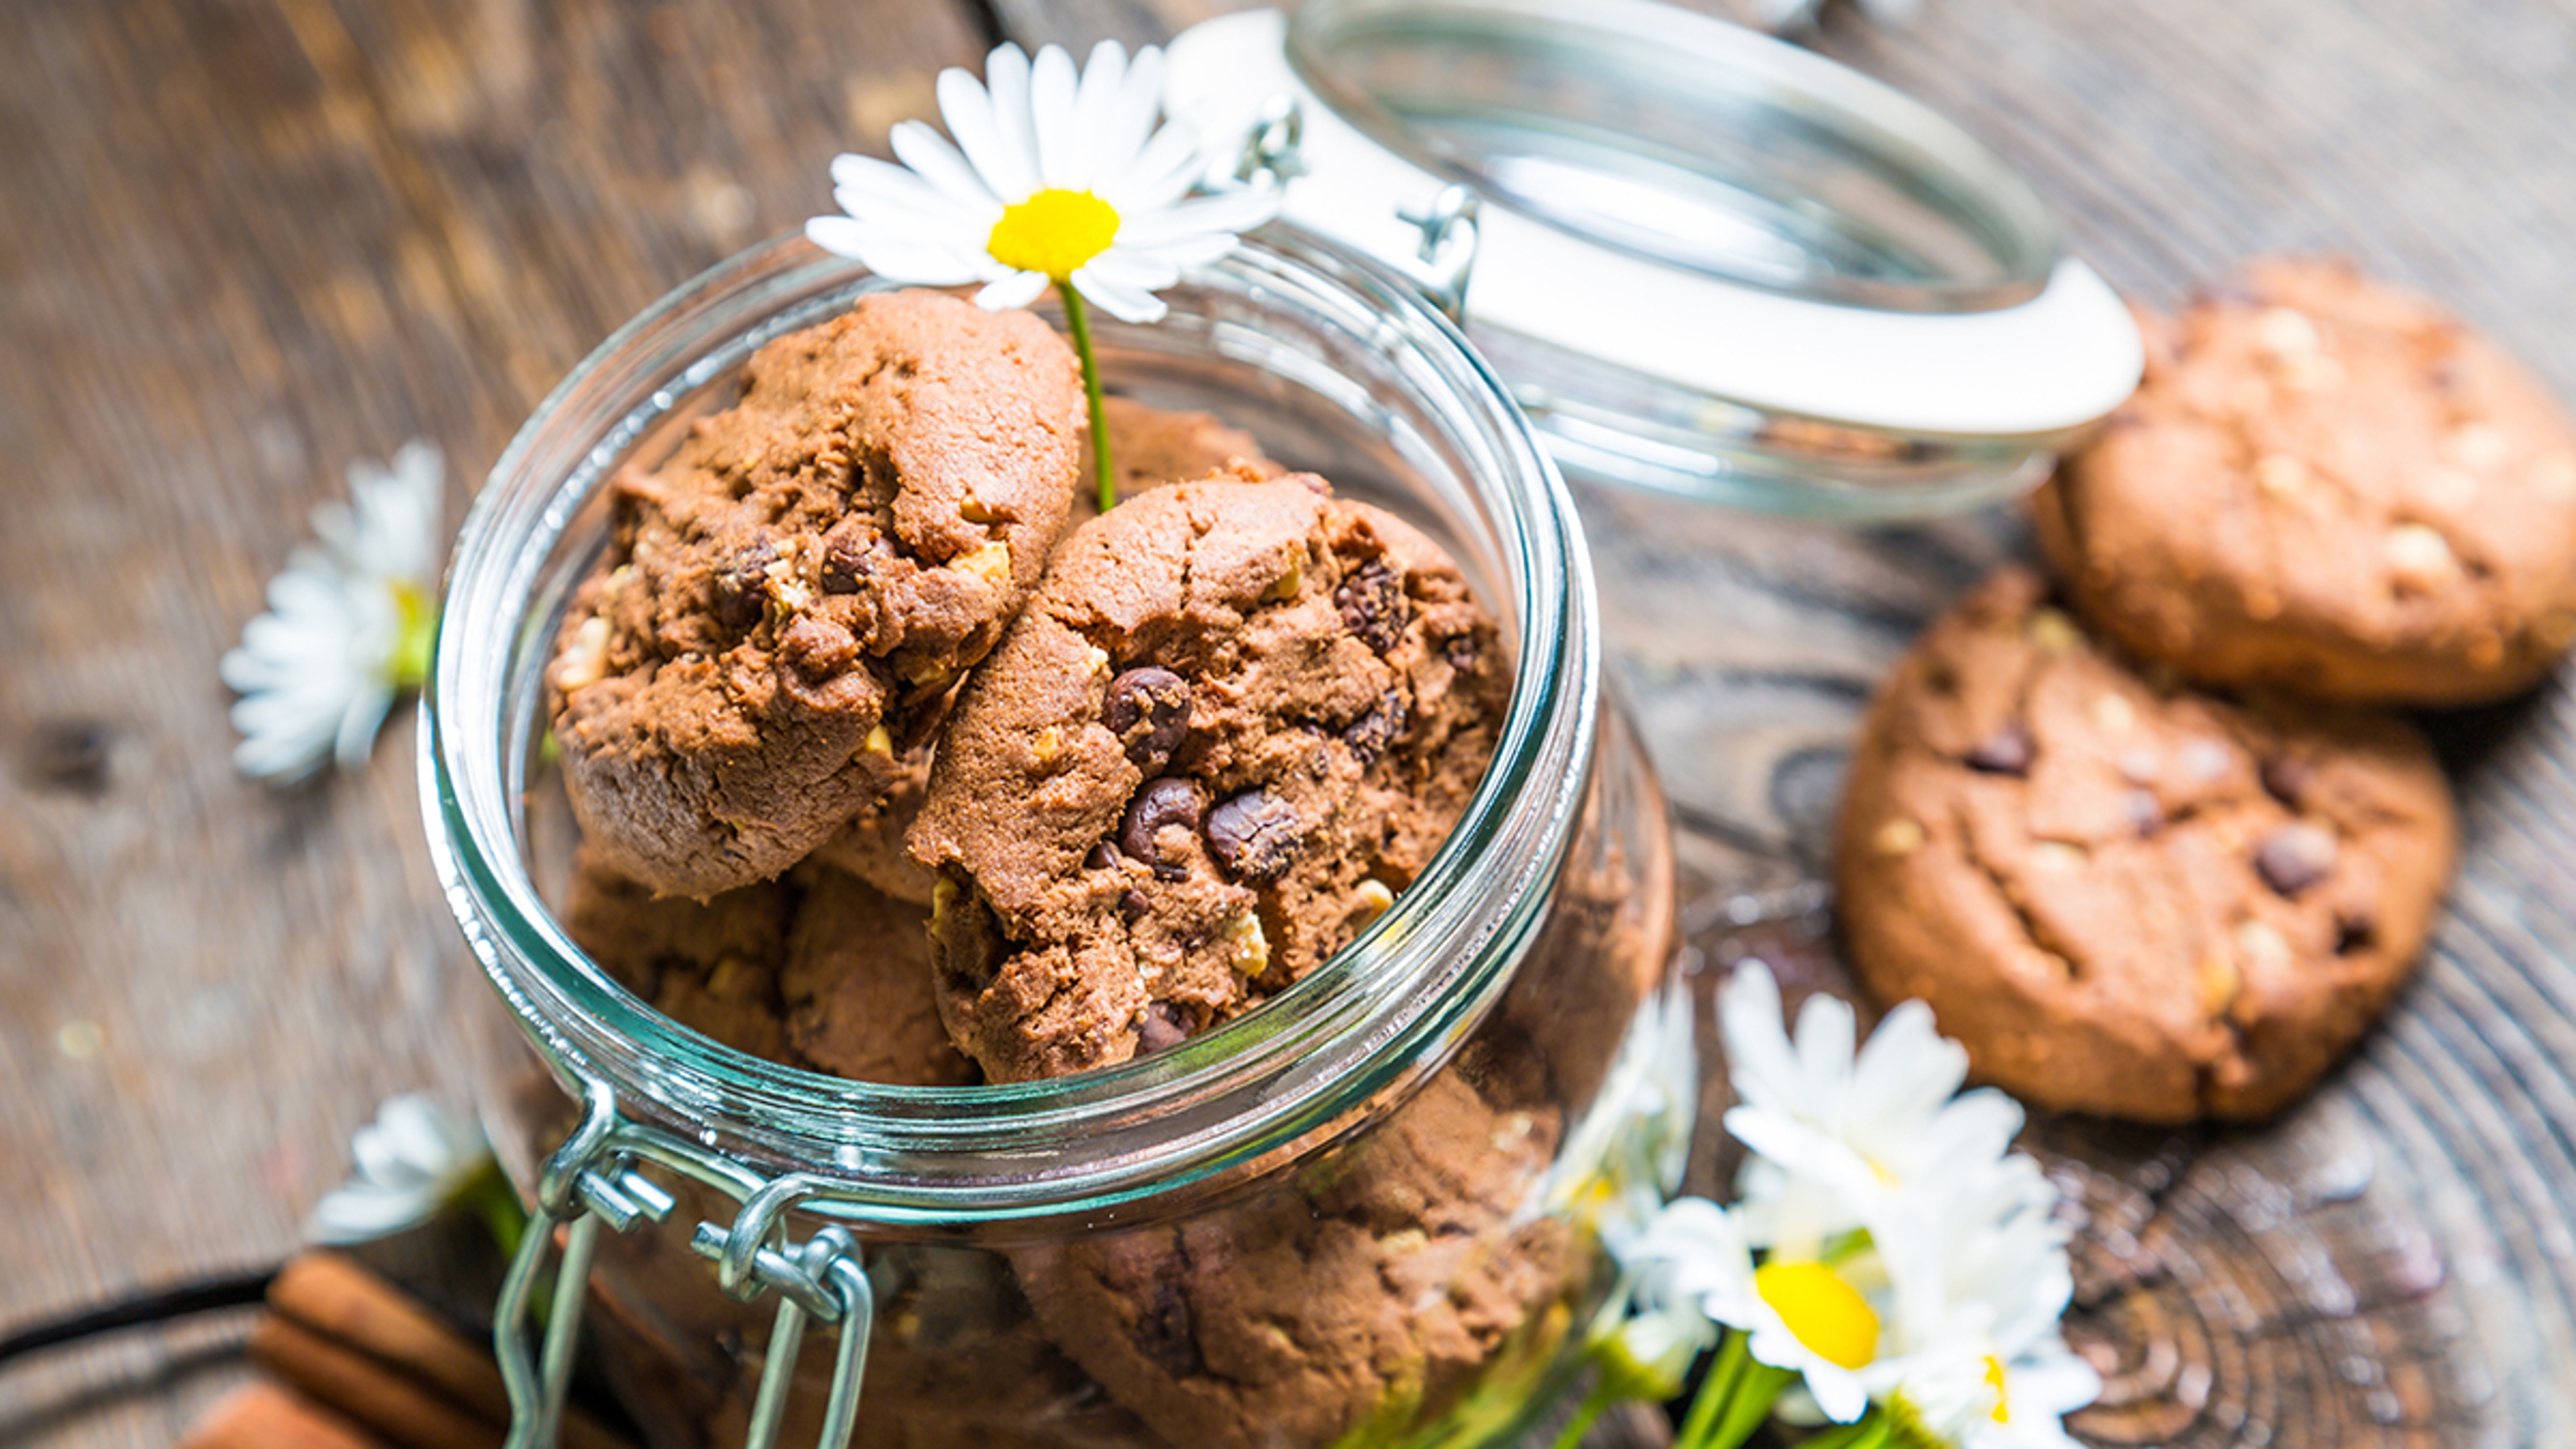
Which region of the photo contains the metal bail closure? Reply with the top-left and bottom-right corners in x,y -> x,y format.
493,1077 -> 875,1449
1227,93 -> 1481,325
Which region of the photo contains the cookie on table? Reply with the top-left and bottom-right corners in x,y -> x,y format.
1834,568 -> 2457,1122
2033,256 -> 2576,704
908,476 -> 1510,1082
561,847 -> 975,1087
549,290 -> 1085,900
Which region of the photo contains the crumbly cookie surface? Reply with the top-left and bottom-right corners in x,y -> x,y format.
909,477 -> 1509,1082
1016,1055 -> 1572,1449
1835,568 -> 2457,1122
806,396 -> 1283,902
561,847 -> 975,1087
2034,256 -> 2576,704
550,290 -> 1084,899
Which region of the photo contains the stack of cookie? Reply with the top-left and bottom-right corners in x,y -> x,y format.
1838,258 -> 2576,1124
534,290 -> 1640,1449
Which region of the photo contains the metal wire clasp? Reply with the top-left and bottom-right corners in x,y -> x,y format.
1227,93 -> 1481,325
493,1077 -> 876,1449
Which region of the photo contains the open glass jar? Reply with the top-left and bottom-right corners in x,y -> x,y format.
426,226 -> 1693,1449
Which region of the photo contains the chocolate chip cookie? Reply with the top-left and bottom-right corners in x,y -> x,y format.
550,290 -> 1085,900
2034,257 -> 2576,704
908,476 -> 1510,1082
1835,568 -> 2457,1122
802,397 -> 1283,903
1016,1060 -> 1574,1449
561,846 -> 974,1087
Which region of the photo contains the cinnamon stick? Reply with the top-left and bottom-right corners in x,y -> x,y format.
250,1314 -> 508,1449
265,1252 -> 635,1449
268,1254 -> 510,1425
177,1381 -> 390,1449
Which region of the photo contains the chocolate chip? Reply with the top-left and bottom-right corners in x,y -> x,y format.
1336,559 -> 1408,654
1120,777 -> 1201,880
2259,756 -> 2314,807
1137,1002 -> 1191,1054
1204,789 -> 1301,881
2334,910 -> 2376,955
2125,789 -> 2164,837
819,522 -> 892,595
1964,720 -> 2033,775
1120,889 -> 1150,923
1085,840 -> 1122,872
2254,822 -> 2337,896
1441,633 -> 1481,674
1343,690 -> 1411,763
1104,667 -> 1191,775
712,533 -> 777,629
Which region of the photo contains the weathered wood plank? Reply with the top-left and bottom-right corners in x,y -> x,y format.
10,0 -> 2576,1446
0,2 -> 985,1445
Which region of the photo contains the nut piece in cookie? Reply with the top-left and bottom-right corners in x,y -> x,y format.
549,290 -> 1085,899
908,477 -> 1511,1082
560,846 -> 975,1087
2035,256 -> 2576,704
1834,568 -> 2457,1122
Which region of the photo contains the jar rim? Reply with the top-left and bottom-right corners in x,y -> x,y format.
423,227 -> 1603,1220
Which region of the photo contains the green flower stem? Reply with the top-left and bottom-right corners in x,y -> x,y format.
458,1159 -> 529,1266
1709,1362 -> 1795,1449
1548,1380 -> 1619,1449
1676,1330 -> 1750,1449
1801,1411 -> 1893,1449
1059,284 -> 1117,514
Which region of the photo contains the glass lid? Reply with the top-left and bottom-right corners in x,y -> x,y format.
1163,0 -> 2144,518
1287,0 -> 2057,315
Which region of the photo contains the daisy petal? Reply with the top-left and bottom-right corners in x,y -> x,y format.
1066,40 -> 1130,191
886,123 -> 1002,211
1069,265 -> 1166,324
982,43 -> 1042,197
1096,44 -> 1167,186
1029,42 -> 1082,190
974,270 -> 1052,312
1079,247 -> 1180,293
804,217 -> 989,286
1102,121 -> 1208,213
938,56 -> 1035,203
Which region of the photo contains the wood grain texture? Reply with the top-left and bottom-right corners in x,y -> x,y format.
0,2 -> 985,1445
6,0 -> 2576,1446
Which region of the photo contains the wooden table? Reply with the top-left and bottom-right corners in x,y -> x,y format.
7,1 -> 2575,1446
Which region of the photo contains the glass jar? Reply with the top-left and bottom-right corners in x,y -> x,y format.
425,226 -> 1693,1449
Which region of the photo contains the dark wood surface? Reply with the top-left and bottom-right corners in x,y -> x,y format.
6,1 -> 2575,1446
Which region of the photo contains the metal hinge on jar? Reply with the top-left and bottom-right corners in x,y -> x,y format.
1230,94 -> 1481,325
494,1077 -> 879,1449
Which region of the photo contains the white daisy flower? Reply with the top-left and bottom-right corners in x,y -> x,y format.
221,441 -> 443,782
806,40 -> 1275,327
1721,963 -> 2025,1239
1876,1155 -> 2096,1445
1548,983 -> 1699,1252
1893,1332 -> 2099,1449
1627,1195 -> 1890,1424
305,1093 -> 494,1244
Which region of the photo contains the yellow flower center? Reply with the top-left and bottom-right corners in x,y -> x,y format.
987,189 -> 1120,280
1752,1260 -> 1880,1372
1986,1354 -> 2010,1423
390,580 -> 436,688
